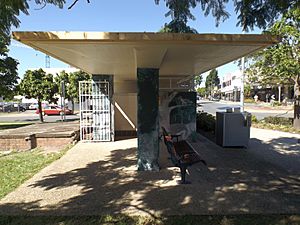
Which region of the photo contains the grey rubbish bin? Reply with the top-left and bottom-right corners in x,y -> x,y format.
216,111 -> 251,148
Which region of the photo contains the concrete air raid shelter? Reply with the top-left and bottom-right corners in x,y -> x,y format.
13,32 -> 278,171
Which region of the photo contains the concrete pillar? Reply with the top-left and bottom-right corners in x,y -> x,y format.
137,68 -> 159,171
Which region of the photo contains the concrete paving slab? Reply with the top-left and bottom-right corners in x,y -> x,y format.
0,128 -> 299,216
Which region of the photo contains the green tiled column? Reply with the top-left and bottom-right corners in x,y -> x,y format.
137,68 -> 159,171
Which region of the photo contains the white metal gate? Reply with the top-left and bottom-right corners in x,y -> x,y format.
79,81 -> 112,142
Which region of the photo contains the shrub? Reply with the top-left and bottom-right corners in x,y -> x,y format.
271,101 -> 282,107
244,98 -> 256,103
251,115 -> 258,123
196,112 -> 216,132
263,116 -> 293,126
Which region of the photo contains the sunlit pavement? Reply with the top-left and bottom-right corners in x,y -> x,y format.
0,128 -> 299,216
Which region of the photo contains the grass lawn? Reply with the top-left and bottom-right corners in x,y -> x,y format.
0,215 -> 299,225
0,147 -> 70,200
0,122 -> 34,131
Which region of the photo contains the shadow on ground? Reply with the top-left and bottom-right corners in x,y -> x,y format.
0,135 -> 299,216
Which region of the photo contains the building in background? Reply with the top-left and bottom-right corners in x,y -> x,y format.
220,70 -> 242,101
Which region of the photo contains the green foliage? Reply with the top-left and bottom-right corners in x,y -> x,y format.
196,112 -> 216,132
244,98 -> 255,103
155,0 -> 299,32
205,69 -> 219,94
55,70 -> 70,99
18,69 -> 58,122
197,87 -> 206,96
0,0 -> 65,39
194,74 -> 202,87
247,8 -> 300,91
253,116 -> 300,134
246,8 -> 300,128
244,84 -> 251,98
19,69 -> 57,101
263,116 -> 293,126
251,115 -> 258,123
159,20 -> 198,33
68,70 -> 91,103
0,36 -> 18,98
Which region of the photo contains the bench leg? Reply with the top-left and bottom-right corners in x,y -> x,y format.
179,165 -> 191,184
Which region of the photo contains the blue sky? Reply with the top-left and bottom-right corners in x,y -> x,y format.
9,0 -> 261,80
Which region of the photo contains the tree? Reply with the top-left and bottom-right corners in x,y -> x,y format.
55,70 -> 70,107
19,69 -> 58,122
55,70 -> 91,112
205,69 -> 220,96
197,87 -> 206,97
155,0 -> 300,32
68,70 -> 91,112
246,8 -> 300,128
0,0 -> 65,39
194,74 -> 203,87
0,36 -> 18,99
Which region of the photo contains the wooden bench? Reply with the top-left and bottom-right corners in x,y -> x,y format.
161,127 -> 207,184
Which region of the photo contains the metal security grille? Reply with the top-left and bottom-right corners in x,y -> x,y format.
79,81 -> 111,142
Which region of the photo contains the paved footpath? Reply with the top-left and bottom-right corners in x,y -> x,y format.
0,128 -> 299,216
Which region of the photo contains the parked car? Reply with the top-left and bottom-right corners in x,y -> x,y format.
36,105 -> 72,116
29,103 -> 48,110
0,103 -> 26,112
29,103 -> 38,110
13,104 -> 26,112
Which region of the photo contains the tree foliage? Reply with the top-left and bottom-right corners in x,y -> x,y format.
246,8 -> 300,128
55,70 -> 91,111
68,70 -> 91,102
55,70 -> 70,100
0,0 -> 65,39
18,69 -> 57,122
0,36 -> 18,98
155,0 -> 300,32
197,87 -> 206,97
194,74 -> 202,87
205,69 -> 220,90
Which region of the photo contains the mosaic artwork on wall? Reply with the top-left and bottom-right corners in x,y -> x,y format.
159,91 -> 196,140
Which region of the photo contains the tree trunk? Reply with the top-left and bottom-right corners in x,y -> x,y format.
38,100 -> 44,123
278,85 -> 281,103
71,99 -> 75,113
293,76 -> 300,129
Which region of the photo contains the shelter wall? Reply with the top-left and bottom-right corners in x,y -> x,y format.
114,94 -> 137,132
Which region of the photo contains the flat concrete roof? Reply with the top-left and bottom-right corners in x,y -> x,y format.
13,32 -> 279,81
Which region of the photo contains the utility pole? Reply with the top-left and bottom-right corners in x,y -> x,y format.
240,56 -> 245,112
240,30 -> 245,112
45,55 -> 50,68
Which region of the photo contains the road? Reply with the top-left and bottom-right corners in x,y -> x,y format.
0,110 -> 79,123
0,101 -> 294,122
198,100 -> 294,120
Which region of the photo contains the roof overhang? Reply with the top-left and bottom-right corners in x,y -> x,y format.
12,32 -> 279,81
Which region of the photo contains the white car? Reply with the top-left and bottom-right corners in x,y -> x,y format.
29,103 -> 38,110
29,103 -> 48,110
